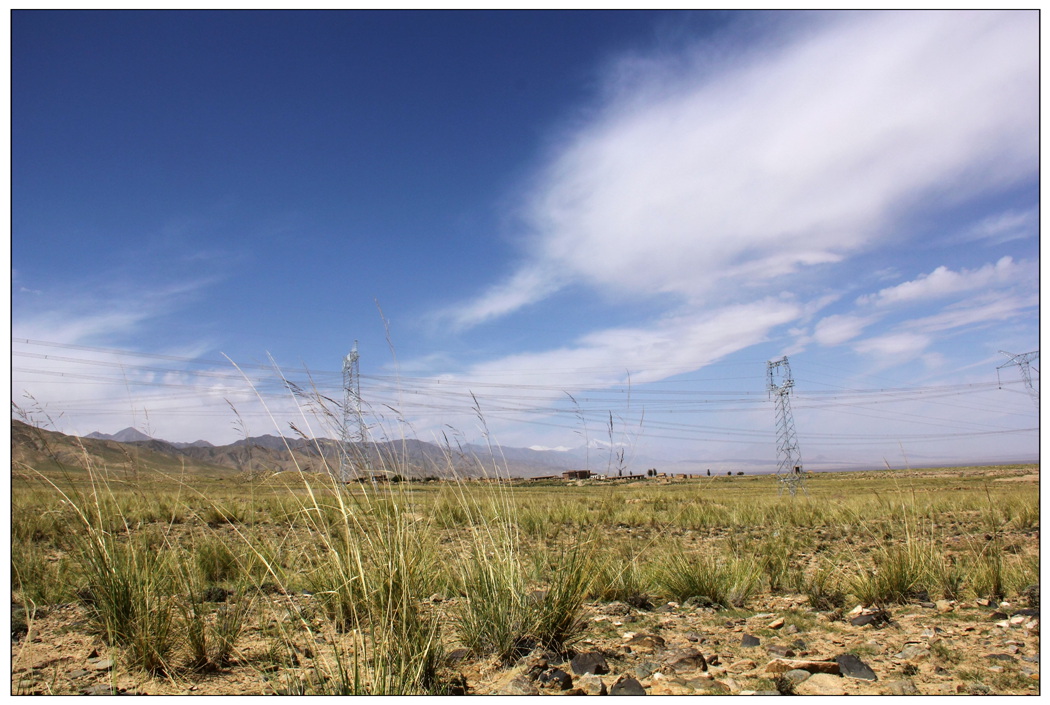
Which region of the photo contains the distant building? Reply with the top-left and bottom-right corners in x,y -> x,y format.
562,470 -> 592,480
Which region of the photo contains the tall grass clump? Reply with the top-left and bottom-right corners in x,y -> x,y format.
76,530 -> 179,674
849,540 -> 931,606
652,546 -> 759,608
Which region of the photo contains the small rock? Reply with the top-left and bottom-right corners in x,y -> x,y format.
741,634 -> 761,647
576,673 -> 607,695
836,653 -> 877,681
538,668 -> 573,690
767,645 -> 795,658
571,651 -> 610,675
663,647 -> 707,673
765,658 -> 840,675
68,669 -> 92,679
625,594 -> 652,610
794,673 -> 846,696
610,674 -> 647,695
780,669 -> 811,687
500,676 -> 539,695
768,617 -> 785,629
634,662 -> 656,679
89,659 -> 114,672
851,610 -> 890,628
886,679 -> 920,695
81,684 -> 120,696
895,644 -> 931,661
446,647 -> 471,663
935,600 -> 954,613
985,653 -> 1016,662
727,659 -> 757,673
623,633 -> 665,654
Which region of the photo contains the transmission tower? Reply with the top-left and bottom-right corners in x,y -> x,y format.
339,342 -> 363,481
767,356 -> 806,496
997,350 -> 1039,413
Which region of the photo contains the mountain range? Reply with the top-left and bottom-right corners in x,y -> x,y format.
19,422 -> 786,478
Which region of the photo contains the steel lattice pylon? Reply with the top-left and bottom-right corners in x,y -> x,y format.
339,341 -> 363,481
997,350 -> 1039,413
767,356 -> 806,496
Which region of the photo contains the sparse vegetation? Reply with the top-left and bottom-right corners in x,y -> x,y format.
9,412 -> 1040,695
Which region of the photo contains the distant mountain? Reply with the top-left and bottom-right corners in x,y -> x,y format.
85,427 -> 153,443
17,420 -> 696,479
170,440 -> 215,449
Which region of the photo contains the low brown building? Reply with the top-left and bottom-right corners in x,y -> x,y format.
562,470 -> 592,480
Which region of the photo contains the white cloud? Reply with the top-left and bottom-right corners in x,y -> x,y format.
853,332 -> 931,359
449,10 -> 1036,323
857,257 -> 1033,307
956,208 -> 1037,245
812,314 -> 874,346
462,297 -> 801,389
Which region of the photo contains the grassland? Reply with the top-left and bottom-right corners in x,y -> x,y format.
10,428 -> 1040,695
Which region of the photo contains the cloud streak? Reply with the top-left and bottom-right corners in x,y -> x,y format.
449,11 -> 1035,325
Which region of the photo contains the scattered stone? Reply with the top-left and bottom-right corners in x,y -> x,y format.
1023,584 -> 1039,609
538,668 -> 573,690
741,634 -> 761,647
767,645 -> 795,658
895,644 -> 931,661
985,653 -> 1016,662
81,684 -> 121,696
625,594 -> 653,611
88,659 -> 114,672
886,679 -> 920,695
935,600 -> 954,613
727,659 -> 757,673
836,653 -> 877,681
765,658 -> 840,675
663,647 -> 707,672
634,662 -> 657,679
780,669 -> 811,688
445,647 -> 471,663
794,673 -> 846,696
610,674 -> 647,695
499,676 -> 539,696
850,610 -> 890,628
768,617 -> 785,629
571,651 -> 609,676
622,633 -> 665,654
576,673 -> 607,695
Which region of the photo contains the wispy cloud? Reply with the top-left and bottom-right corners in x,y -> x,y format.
447,11 -> 1035,328
857,257 -> 1033,307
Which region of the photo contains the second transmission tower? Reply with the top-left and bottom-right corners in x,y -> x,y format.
339,342 -> 363,481
767,356 -> 806,496
997,350 -> 1039,413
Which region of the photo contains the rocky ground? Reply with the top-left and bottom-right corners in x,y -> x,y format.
12,589 -> 1039,695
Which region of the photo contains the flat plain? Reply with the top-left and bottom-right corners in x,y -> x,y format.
10,422 -> 1039,695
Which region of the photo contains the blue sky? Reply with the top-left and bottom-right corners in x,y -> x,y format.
11,10 -> 1039,470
